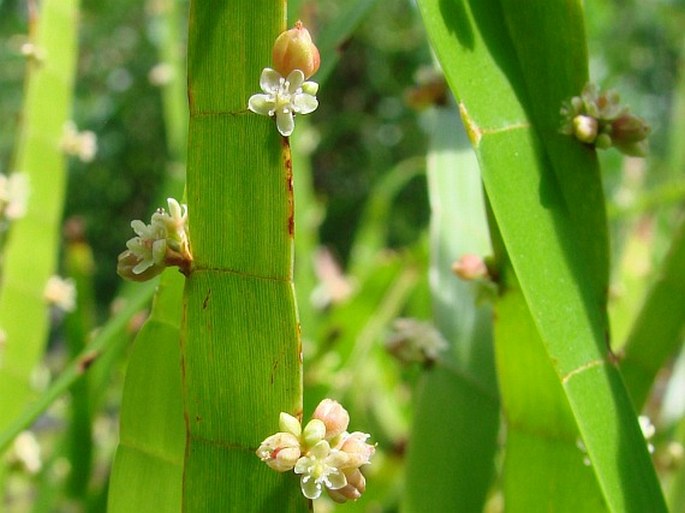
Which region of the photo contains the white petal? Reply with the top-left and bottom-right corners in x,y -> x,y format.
293,93 -> 318,115
302,81 -> 319,96
300,475 -> 322,500
260,67 -> 282,93
276,109 -> 295,137
132,258 -> 153,275
130,219 -> 148,237
248,94 -> 276,116
286,70 -> 305,93
324,467 -> 347,491
152,238 -> 167,264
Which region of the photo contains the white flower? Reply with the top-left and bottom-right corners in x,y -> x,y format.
12,431 -> 42,474
248,68 -> 319,137
294,440 -> 349,500
148,62 -> 174,86
43,275 -> 76,312
126,219 -> 168,275
0,172 -> 30,221
61,121 -> 97,163
639,415 -> 655,454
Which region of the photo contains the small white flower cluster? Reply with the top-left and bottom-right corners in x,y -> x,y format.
61,121 -> 97,163
11,431 -> 42,474
385,318 -> 448,365
248,68 -> 319,137
257,399 -> 375,502
43,275 -> 77,313
117,198 -> 191,281
0,171 -> 29,225
638,415 -> 655,454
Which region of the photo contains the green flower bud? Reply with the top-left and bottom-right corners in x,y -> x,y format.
272,21 -> 320,79
572,115 -> 598,144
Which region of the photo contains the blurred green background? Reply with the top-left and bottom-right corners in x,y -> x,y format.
2,0 -> 685,511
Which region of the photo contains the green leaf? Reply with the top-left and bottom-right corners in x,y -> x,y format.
416,0 -> 667,510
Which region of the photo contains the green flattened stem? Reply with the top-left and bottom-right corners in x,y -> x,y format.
182,1 -> 307,510
0,0 -> 79,489
403,107 -> 498,513
416,0 -> 667,510
108,271 -> 185,513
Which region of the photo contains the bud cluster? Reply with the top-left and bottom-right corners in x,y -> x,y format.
247,21 -> 321,137
117,197 -> 191,281
61,121 -> 97,163
385,317 -> 448,365
256,399 -> 375,502
560,83 -> 650,157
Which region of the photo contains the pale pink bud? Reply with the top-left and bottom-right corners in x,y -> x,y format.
272,21 -> 320,79
116,250 -> 165,282
326,468 -> 366,503
256,432 -> 301,472
451,254 -> 488,281
313,399 -> 350,440
339,432 -> 375,468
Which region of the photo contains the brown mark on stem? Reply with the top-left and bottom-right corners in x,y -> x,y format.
281,137 -> 295,238
77,350 -> 100,373
202,288 -> 211,310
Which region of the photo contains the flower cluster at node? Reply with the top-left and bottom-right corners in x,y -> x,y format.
385,318 -> 448,365
61,121 -> 97,163
560,83 -> 650,157
117,198 -> 191,281
43,275 -> 76,313
256,399 -> 375,502
247,21 -> 320,137
0,171 -> 29,225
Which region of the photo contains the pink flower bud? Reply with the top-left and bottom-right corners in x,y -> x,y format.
451,254 -> 488,281
326,468 -> 366,503
116,250 -> 165,282
313,399 -> 350,440
272,21 -> 320,79
256,432 -> 301,472
339,432 -> 375,468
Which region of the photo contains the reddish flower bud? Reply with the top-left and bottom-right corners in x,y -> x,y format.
272,21 -> 320,79
326,469 -> 366,503
451,254 -> 489,281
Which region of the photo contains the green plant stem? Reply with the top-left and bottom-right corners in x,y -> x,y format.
621,215 -> 685,409
0,0 -> 80,492
181,1 -> 307,510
